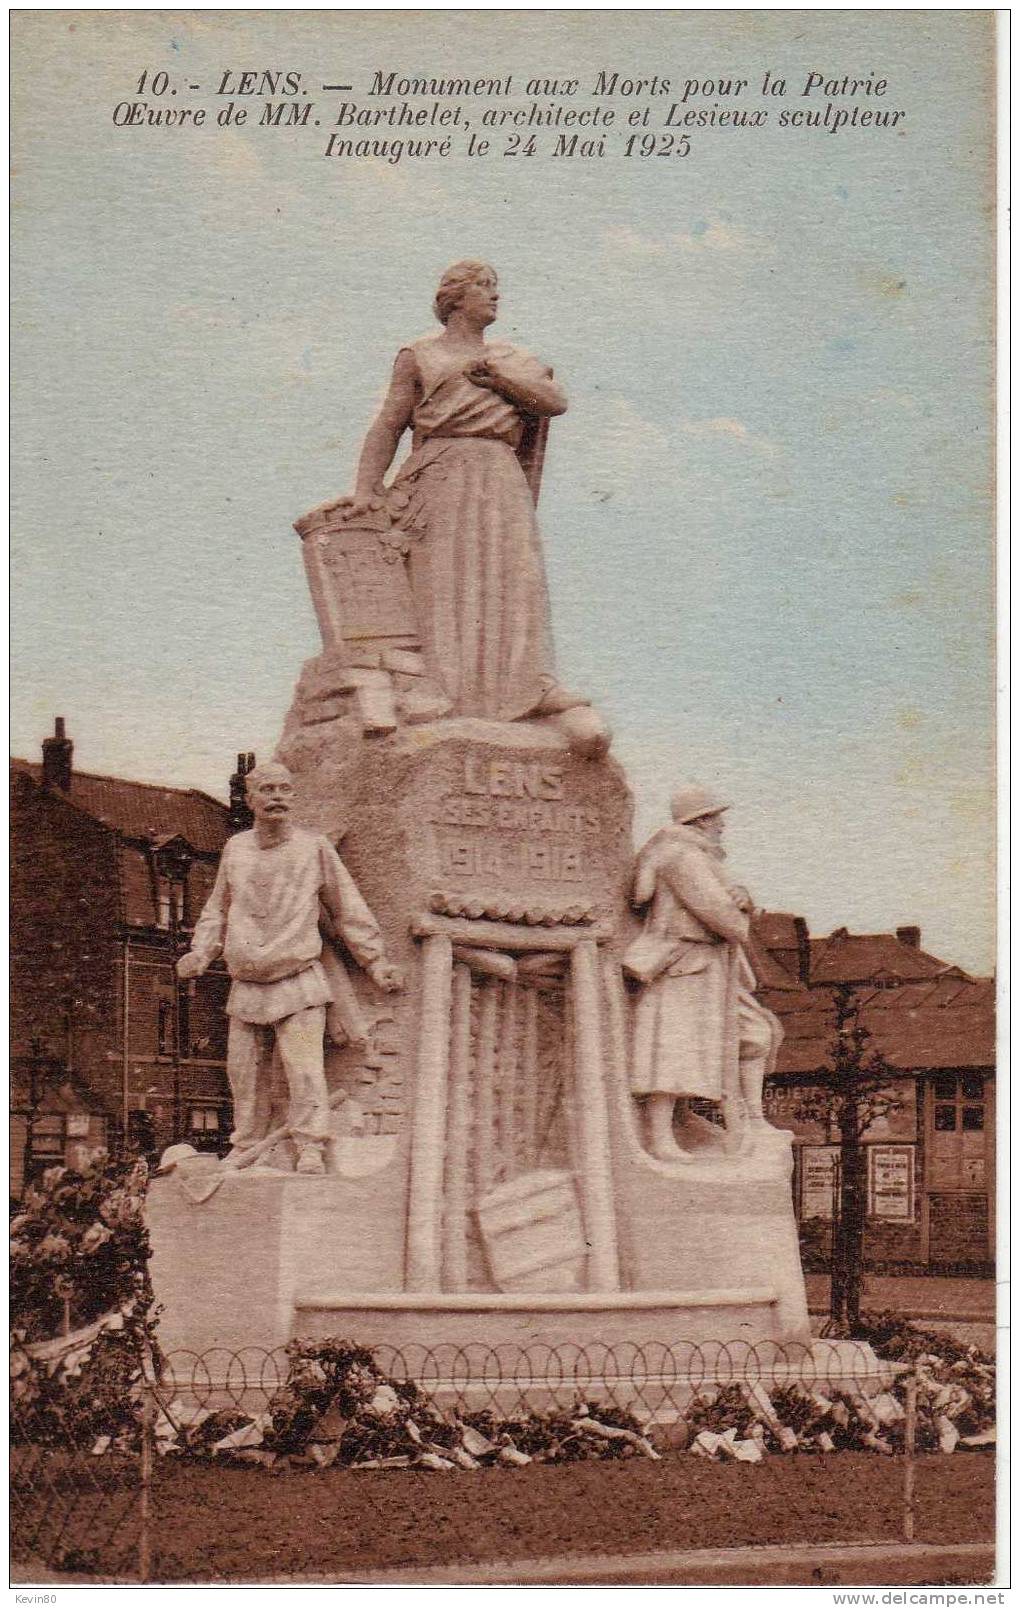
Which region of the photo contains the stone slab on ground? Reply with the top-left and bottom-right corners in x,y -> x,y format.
289,1289 -> 787,1379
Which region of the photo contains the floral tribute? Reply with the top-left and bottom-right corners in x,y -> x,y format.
155,1336 -> 662,1470
682,1313 -> 994,1463
10,1155 -> 157,1449
9,1162 -> 995,1473
153,1321 -> 995,1473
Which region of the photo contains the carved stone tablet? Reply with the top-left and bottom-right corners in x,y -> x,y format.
300,518 -> 418,651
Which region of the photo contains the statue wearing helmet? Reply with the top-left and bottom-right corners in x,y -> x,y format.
623,786 -> 782,1163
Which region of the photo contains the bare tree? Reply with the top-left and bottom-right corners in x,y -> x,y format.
795,984 -> 901,1332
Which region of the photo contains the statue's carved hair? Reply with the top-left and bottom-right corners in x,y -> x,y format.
433,260 -> 497,325
246,760 -> 293,796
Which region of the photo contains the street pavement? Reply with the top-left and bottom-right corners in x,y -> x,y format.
303,1542 -> 997,1587
805,1273 -> 997,1320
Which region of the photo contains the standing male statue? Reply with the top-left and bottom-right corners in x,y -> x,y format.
624,786 -> 781,1162
177,762 -> 402,1175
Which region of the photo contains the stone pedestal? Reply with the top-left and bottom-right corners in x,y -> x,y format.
147,1163 -> 407,1355
149,713 -> 810,1359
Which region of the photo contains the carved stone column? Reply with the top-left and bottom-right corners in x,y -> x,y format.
406,932 -> 453,1291
441,960 -> 473,1291
570,936 -> 620,1292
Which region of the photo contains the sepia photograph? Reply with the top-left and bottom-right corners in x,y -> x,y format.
10,8 -> 1000,1591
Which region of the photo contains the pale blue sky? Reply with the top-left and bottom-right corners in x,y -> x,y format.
11,11 -> 995,971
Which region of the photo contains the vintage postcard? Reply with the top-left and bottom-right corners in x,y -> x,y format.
10,9 -> 999,1591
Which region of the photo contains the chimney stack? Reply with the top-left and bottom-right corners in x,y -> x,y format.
41,717 -> 73,791
228,750 -> 256,833
896,925 -> 921,949
793,914 -> 811,985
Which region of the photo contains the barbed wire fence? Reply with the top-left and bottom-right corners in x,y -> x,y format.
9,1336 -> 955,1582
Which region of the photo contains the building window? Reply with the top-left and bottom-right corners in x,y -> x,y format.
156,880 -> 184,930
189,1107 -> 220,1133
177,989 -> 191,1061
31,1114 -> 65,1158
157,1000 -> 173,1058
928,1071 -> 988,1193
931,1072 -> 985,1134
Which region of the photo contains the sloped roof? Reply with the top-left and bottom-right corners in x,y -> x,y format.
11,759 -> 228,855
761,975 -> 995,1076
808,929 -> 949,985
754,911 -> 805,951
750,941 -> 809,994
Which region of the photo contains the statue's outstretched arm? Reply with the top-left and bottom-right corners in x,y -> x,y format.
351,348 -> 418,507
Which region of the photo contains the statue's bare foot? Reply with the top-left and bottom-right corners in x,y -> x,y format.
526,682 -> 612,758
545,705 -> 612,759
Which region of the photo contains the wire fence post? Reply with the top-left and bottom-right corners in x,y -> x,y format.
902,1364 -> 917,1543
138,1371 -> 154,1582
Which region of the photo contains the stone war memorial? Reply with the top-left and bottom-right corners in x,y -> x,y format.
148,260 -> 814,1366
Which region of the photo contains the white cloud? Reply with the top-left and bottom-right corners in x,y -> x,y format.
572,396 -> 674,498
670,219 -> 776,257
601,223 -> 667,261
177,124 -> 453,237
679,416 -> 779,456
602,217 -> 776,266
564,394 -> 784,509
870,387 -> 923,413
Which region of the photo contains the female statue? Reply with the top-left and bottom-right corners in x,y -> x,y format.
336,261 -> 608,754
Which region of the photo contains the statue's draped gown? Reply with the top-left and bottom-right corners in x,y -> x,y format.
387,334 -> 560,722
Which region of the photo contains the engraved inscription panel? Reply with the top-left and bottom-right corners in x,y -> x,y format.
428,748 -> 614,915
320,528 -> 417,641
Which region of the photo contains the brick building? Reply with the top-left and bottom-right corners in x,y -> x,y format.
10,726 -> 996,1265
755,915 -> 995,1271
10,720 -> 244,1194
